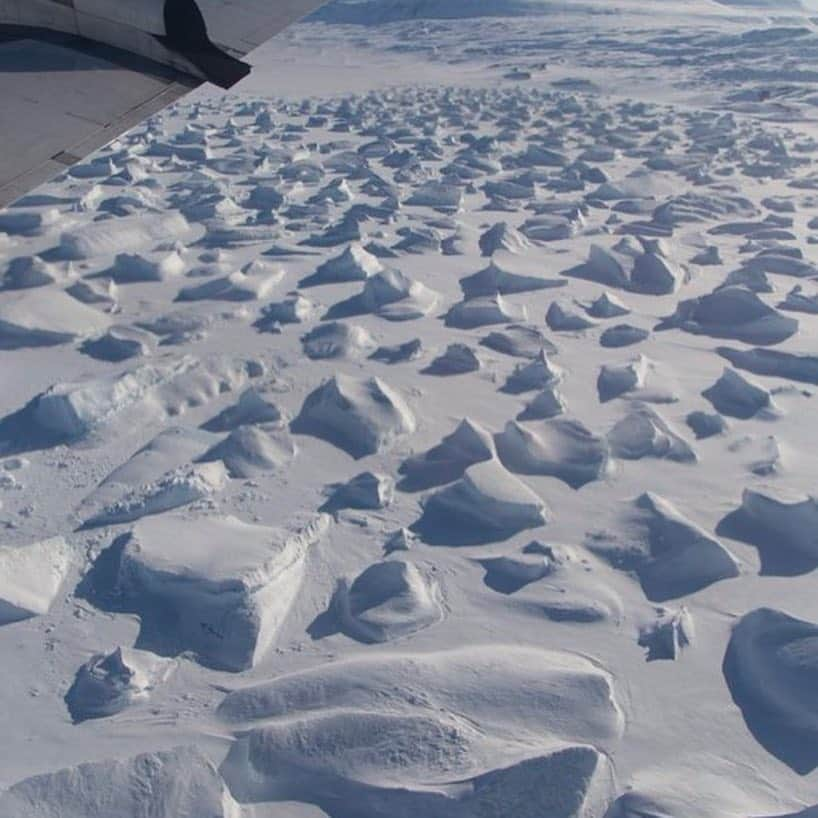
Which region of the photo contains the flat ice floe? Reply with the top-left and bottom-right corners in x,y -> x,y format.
94,513 -> 329,671
479,222 -> 532,256
517,384 -> 567,421
423,342 -> 482,375
599,324 -> 650,349
1,255 -> 65,289
77,426 -> 217,515
0,289 -> 110,349
135,309 -> 212,345
0,537 -> 72,624
201,386 -> 285,432
480,323 -> 557,359
585,291 -> 630,319
546,301 -> 598,332
369,337 -> 423,364
476,551 -> 553,595
321,471 -> 394,513
176,266 -> 283,302
58,212 -> 198,260
255,292 -> 317,329
607,762 -> 780,818
0,208 -> 60,237
406,181 -> 464,212
80,326 -> 154,362
65,276 -> 119,311
106,250 -> 186,283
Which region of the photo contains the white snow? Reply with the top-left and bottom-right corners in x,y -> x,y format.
114,513 -> 330,671
0,537 -> 72,624
0,289 -> 110,349
292,374 -> 416,458
3,1 -> 818,813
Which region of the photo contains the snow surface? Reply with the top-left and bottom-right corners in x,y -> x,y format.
3,0 -> 818,815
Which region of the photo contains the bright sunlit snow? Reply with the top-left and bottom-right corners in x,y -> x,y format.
2,0 -> 818,815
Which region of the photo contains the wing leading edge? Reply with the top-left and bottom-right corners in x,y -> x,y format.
0,0 -> 328,207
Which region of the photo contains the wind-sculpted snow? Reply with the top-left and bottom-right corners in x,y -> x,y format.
724,608 -> 818,774
0,289 -> 110,349
413,459 -> 549,545
597,356 -> 678,404
480,324 -> 557,359
218,645 -> 622,815
85,513 -> 330,671
312,559 -> 444,643
445,293 -> 527,329
197,426 -> 297,479
301,322 -> 378,360
58,212 -> 199,260
717,346 -> 818,385
80,461 -> 229,528
0,356 -> 262,454
327,268 -> 440,321
564,239 -> 688,296
501,350 -> 562,394
718,489 -> 818,576
702,367 -> 779,420
607,404 -> 696,463
495,418 -> 611,489
64,647 -> 175,723
398,418 -> 496,491
292,375 -> 416,459
656,286 -> 799,346
0,537 -> 72,625
590,493 -> 739,602
301,243 -> 383,287
3,3 -> 818,814
0,747 -> 237,818
460,260 -> 560,298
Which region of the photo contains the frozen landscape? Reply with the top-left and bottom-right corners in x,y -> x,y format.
4,0 -> 818,814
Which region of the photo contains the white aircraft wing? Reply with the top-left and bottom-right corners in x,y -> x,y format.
0,0 -> 328,207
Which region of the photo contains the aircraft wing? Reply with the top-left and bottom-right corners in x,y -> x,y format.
0,0 -> 328,208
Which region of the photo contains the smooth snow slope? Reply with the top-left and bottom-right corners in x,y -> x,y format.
2,1 -> 818,816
